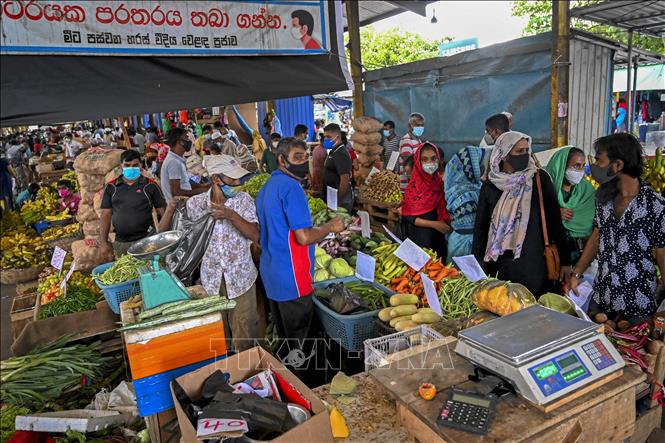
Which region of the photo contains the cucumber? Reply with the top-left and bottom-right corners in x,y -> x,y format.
389,315 -> 413,327
390,304 -> 417,318
417,307 -> 435,314
395,320 -> 418,332
412,312 -> 441,324
390,294 -> 419,306
378,307 -> 393,322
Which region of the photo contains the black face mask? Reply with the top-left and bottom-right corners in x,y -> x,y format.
507,153 -> 530,171
285,160 -> 309,180
182,139 -> 193,152
590,163 -> 617,185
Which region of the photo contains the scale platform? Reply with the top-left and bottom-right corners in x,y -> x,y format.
456,305 -> 625,406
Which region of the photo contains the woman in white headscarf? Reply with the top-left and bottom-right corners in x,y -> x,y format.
472,131 -> 571,296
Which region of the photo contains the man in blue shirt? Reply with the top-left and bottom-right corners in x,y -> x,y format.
256,137 -> 343,378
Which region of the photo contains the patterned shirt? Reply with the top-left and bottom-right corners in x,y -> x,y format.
592,182 -> 665,317
398,134 -> 421,191
382,135 -> 400,172
186,190 -> 258,299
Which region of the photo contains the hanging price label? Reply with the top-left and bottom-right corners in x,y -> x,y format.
59,261 -> 76,291
358,210 -> 371,238
394,238 -> 430,271
51,246 -> 67,271
382,225 -> 402,244
326,186 -> 338,211
386,151 -> 399,171
421,273 -> 443,316
355,251 -> 376,282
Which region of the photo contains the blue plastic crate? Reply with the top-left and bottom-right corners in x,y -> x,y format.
312,277 -> 393,352
134,356 -> 224,416
33,221 -> 51,235
92,262 -> 141,314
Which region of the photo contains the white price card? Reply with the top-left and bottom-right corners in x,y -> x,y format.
51,246 -> 67,271
386,151 -> 399,172
197,418 -> 248,437
567,296 -> 592,322
366,167 -> 380,183
421,273 -> 443,316
394,238 -> 430,271
355,251 -> 376,282
382,225 -> 403,244
452,255 -> 487,282
568,281 -> 593,311
326,186 -> 338,211
358,210 -> 371,238
59,262 -> 76,290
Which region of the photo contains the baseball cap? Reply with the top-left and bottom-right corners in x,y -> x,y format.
203,155 -> 249,179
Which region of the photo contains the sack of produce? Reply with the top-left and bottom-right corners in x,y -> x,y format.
93,191 -> 103,217
82,220 -> 101,237
76,202 -> 98,223
352,116 -> 383,133
79,188 -> 96,205
72,239 -> 113,270
78,173 -> 107,192
36,163 -> 54,174
350,132 -> 382,145
357,153 -> 380,168
472,280 -> 536,316
73,148 -> 123,175
353,142 -> 383,156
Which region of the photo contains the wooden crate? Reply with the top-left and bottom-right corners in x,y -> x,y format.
359,199 -> 400,232
647,339 -> 665,408
10,292 -> 38,340
632,406 -> 663,443
145,408 -> 180,443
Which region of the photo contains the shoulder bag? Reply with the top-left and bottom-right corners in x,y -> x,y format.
535,169 -> 561,280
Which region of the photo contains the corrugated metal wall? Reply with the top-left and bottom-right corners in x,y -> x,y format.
568,39 -> 614,154
274,96 -> 315,141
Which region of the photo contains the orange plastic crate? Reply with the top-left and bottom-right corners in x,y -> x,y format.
126,321 -> 227,379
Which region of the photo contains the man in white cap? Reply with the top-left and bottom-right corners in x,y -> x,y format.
160,154 -> 260,352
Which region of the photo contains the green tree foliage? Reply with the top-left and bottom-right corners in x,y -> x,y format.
511,0 -> 664,55
347,27 -> 451,71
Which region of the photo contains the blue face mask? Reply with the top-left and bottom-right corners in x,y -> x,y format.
383,129 -> 392,138
220,184 -> 237,198
323,138 -> 335,150
123,167 -> 141,181
412,126 -> 425,137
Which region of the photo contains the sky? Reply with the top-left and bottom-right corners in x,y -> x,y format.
371,1 -> 530,49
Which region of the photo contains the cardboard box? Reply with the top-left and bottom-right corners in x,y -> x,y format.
171,346 -> 333,443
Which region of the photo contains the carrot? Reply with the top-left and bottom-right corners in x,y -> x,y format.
396,279 -> 409,293
413,274 -> 421,282
391,277 -> 404,285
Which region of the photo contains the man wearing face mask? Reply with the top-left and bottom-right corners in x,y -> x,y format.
479,113 -> 510,149
161,127 -> 209,202
569,134 -> 665,323
256,137 -> 344,382
195,125 -> 213,156
99,150 -> 167,259
322,123 -> 353,211
261,133 -> 281,174
399,112 -> 425,191
160,154 -> 260,352
382,120 -> 400,172
290,10 -> 321,50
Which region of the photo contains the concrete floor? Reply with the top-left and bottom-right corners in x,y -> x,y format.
1,284 -> 16,359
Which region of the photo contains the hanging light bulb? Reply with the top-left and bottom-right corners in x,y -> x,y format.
431,8 -> 438,24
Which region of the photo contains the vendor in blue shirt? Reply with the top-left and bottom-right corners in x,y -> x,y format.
256,137 -> 344,380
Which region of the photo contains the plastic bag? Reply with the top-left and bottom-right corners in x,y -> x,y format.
318,283 -> 367,314
166,205 -> 216,285
464,311 -> 499,329
472,280 -> 536,316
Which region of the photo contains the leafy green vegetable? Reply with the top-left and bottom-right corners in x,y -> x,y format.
38,285 -> 101,319
237,173 -> 270,199
308,196 -> 327,216
1,404 -> 31,441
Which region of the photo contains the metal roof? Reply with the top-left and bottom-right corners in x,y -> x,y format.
343,1 -> 431,29
570,0 -> 665,38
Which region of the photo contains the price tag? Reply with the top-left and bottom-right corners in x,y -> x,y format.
197,418 -> 248,437
382,225 -> 402,244
60,261 -> 76,291
366,167 -> 380,184
326,186 -> 338,211
421,273 -> 443,316
51,246 -> 67,271
355,251 -> 376,282
567,296 -> 592,322
358,210 -> 371,238
393,238 -> 430,271
452,255 -> 487,282
386,151 -> 399,171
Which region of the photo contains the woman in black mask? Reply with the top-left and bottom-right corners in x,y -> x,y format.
473,131 -> 570,295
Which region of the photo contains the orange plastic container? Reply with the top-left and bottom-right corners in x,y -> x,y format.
126,321 -> 227,379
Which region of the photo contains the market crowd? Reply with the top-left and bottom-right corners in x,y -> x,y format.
2,110 -> 663,372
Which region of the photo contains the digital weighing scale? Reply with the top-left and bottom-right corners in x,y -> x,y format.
455,305 -> 624,406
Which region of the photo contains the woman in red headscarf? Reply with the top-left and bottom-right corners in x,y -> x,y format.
400,142 -> 451,259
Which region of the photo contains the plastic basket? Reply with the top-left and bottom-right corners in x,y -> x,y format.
312,277 -> 393,352
363,325 -> 445,372
92,262 -> 141,315
33,221 -> 50,235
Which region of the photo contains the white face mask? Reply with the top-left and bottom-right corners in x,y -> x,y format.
565,168 -> 585,185
290,26 -> 303,40
271,141 -> 279,148
422,162 -> 439,175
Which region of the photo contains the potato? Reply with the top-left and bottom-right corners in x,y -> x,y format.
594,313 -> 608,324
617,320 -> 631,331
390,304 -> 417,318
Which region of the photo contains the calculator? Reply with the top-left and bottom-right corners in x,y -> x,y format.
436,388 -> 497,435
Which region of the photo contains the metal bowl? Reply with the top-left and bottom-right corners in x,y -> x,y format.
127,230 -> 182,260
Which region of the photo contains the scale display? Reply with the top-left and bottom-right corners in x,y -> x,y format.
529,350 -> 592,396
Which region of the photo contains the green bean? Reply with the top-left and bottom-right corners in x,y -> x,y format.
94,255 -> 148,285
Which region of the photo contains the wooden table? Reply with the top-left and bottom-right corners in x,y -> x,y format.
369,338 -> 646,443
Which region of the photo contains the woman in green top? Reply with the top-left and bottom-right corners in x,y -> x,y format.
261,133 -> 281,173
544,146 -> 596,264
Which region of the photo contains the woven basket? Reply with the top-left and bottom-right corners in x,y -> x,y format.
45,232 -> 83,252
1,266 -> 44,285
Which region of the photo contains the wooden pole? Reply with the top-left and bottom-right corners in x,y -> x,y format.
346,0 -> 364,118
551,0 -> 570,149
626,30 -> 634,133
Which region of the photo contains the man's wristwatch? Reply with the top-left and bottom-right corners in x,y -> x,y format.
572,271 -> 584,279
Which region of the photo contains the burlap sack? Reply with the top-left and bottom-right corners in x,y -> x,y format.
357,153 -> 381,167
71,239 -> 113,270
82,220 -> 101,237
79,188 -> 96,205
76,203 -> 98,223
353,143 -> 383,156
93,192 -> 103,218
73,148 -> 122,175
352,116 -> 383,133
78,173 -> 107,192
350,132 -> 382,145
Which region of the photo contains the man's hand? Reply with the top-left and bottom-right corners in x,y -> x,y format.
560,208 -> 574,221
567,272 -> 581,295
211,204 -> 237,221
560,265 -> 572,283
327,217 -> 345,233
99,240 -> 113,258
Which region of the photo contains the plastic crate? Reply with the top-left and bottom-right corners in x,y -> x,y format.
92,262 -> 141,314
363,325 -> 445,371
312,277 -> 393,352
134,357 -> 222,416
33,221 -> 50,235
